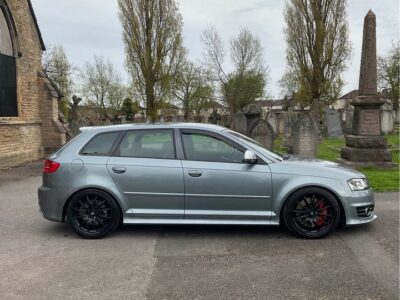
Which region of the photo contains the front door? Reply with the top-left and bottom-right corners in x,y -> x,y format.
180,130 -> 272,222
107,129 -> 184,219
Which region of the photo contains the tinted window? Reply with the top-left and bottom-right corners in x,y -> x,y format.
81,132 -> 120,156
182,133 -> 244,163
118,130 -> 175,159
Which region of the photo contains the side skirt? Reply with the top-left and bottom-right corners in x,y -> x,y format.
123,218 -> 272,225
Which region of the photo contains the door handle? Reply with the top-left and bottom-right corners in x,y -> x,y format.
188,170 -> 203,177
112,166 -> 127,174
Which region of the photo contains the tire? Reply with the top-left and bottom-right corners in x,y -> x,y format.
283,187 -> 340,239
67,189 -> 121,239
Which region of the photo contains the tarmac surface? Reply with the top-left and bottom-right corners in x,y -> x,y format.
0,162 -> 398,299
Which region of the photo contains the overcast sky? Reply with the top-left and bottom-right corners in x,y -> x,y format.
31,0 -> 399,98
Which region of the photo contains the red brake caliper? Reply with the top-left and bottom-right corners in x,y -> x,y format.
316,201 -> 327,226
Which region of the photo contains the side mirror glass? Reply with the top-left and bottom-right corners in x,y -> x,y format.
243,150 -> 258,164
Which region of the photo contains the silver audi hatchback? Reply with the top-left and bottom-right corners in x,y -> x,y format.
38,123 -> 376,239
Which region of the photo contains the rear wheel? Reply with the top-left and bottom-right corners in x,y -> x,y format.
283,187 -> 340,239
67,189 -> 121,239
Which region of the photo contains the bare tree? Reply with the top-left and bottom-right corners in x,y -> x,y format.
80,56 -> 122,120
202,26 -> 268,113
378,41 -> 399,112
109,84 -> 128,113
173,61 -> 213,121
283,0 -> 352,119
118,0 -> 185,122
43,45 -> 73,118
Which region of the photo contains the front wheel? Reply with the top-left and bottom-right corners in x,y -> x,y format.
66,189 -> 121,239
283,187 -> 340,239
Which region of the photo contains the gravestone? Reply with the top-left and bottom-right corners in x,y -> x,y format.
395,110 -> 400,124
252,119 -> 274,150
339,10 -> 394,168
278,113 -> 285,135
266,111 -> 279,138
202,111 -> 210,123
326,108 -> 343,137
292,114 -> 318,158
243,104 -> 262,135
343,103 -> 354,134
209,109 -> 220,124
283,108 -> 298,153
232,111 -> 247,135
121,116 -> 127,124
381,102 -> 394,134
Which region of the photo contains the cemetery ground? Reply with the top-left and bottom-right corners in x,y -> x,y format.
0,161 -> 399,299
274,134 -> 400,192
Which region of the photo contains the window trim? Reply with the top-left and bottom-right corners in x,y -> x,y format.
0,1 -> 20,119
179,129 -> 266,165
79,131 -> 123,157
0,1 -> 19,58
112,128 -> 177,160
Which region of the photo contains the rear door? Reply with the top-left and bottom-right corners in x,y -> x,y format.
107,129 -> 184,219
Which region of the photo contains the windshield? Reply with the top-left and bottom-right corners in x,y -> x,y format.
224,129 -> 284,162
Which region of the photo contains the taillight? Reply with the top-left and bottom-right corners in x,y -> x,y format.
43,159 -> 60,174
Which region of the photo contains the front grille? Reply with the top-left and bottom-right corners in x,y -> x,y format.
356,205 -> 374,218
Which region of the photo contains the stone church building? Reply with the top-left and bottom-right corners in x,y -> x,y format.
0,0 -> 65,168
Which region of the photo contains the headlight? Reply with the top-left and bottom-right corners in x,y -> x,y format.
348,178 -> 369,191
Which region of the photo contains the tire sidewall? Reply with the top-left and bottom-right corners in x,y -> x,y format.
67,189 -> 121,239
283,187 -> 341,239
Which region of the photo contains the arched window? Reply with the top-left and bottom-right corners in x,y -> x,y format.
0,1 -> 17,117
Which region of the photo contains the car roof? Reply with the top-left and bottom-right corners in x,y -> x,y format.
79,123 -> 227,133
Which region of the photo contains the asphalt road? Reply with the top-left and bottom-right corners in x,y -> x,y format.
0,163 -> 399,299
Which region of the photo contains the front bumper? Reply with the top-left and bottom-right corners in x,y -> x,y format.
343,188 -> 377,226
38,186 -> 63,222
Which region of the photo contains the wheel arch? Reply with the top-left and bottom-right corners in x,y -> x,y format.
62,187 -> 124,223
278,185 -> 346,227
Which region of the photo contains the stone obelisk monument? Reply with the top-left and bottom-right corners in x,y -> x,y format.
339,10 -> 394,168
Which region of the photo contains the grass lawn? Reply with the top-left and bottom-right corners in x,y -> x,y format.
274,134 -> 399,192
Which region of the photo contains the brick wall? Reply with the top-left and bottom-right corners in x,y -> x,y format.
0,0 -> 65,169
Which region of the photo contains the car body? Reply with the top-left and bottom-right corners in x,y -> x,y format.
38,123 -> 376,238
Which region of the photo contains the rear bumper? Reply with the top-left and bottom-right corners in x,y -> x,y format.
343,188 -> 377,226
38,186 -> 63,222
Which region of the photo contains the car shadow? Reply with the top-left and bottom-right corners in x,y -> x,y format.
120,223 -> 290,237
38,221 -> 376,241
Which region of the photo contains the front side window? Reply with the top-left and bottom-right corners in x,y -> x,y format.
225,129 -> 283,162
81,132 -> 120,156
0,4 -> 17,117
118,130 -> 175,159
182,132 -> 244,163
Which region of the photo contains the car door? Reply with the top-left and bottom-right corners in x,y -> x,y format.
179,129 -> 272,222
107,129 -> 184,219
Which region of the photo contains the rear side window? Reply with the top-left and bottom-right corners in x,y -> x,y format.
81,132 -> 120,156
118,130 -> 175,159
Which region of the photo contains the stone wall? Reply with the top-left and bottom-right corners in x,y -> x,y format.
0,0 -> 65,169
0,123 -> 43,167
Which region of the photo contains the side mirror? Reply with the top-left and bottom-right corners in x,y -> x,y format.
243,150 -> 258,164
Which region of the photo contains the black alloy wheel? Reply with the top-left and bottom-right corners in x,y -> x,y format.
67,189 -> 121,239
283,187 -> 340,239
